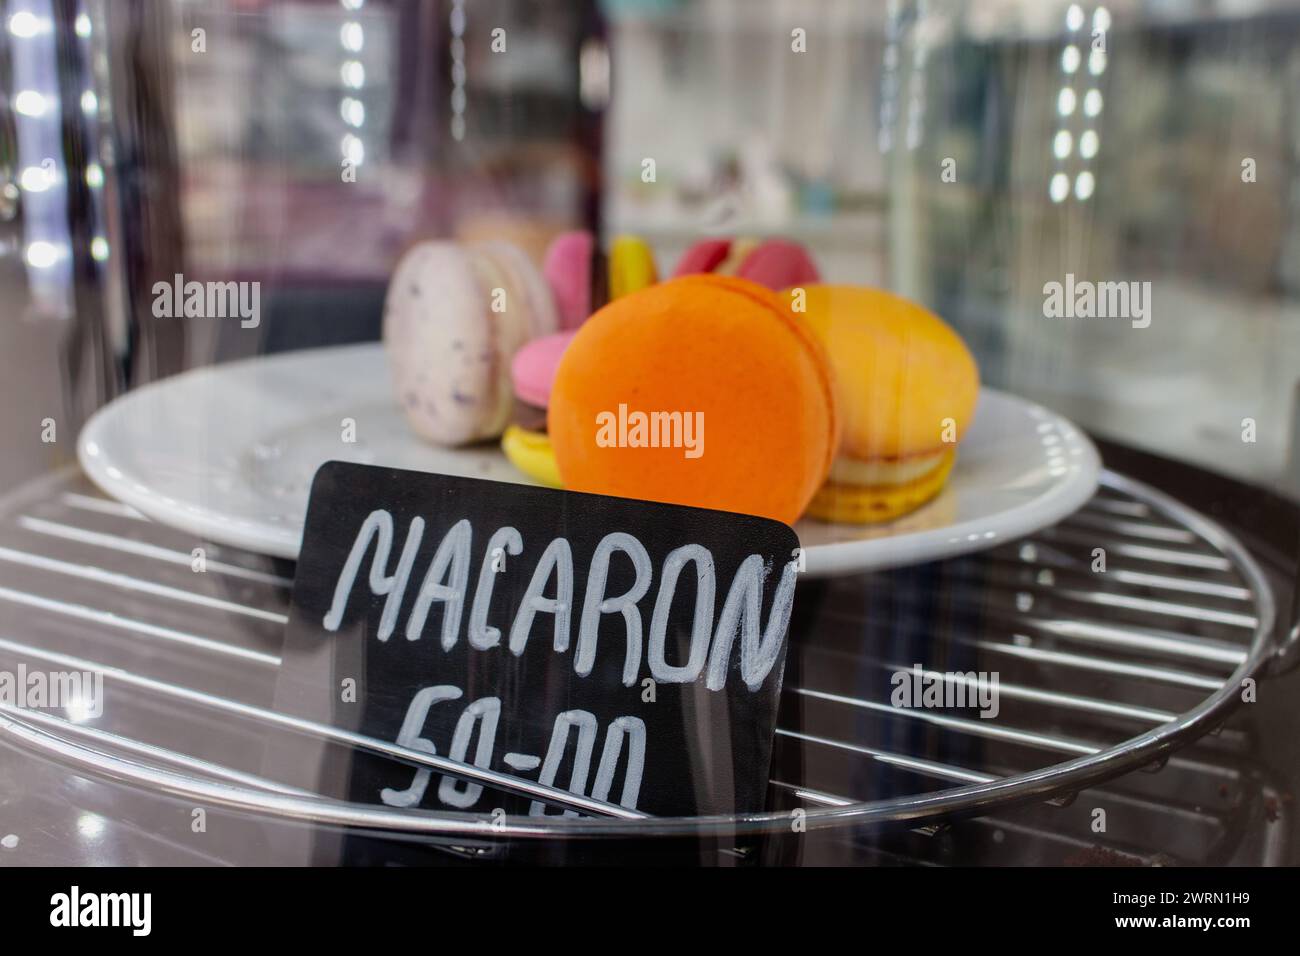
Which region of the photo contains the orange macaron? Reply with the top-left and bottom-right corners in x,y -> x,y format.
548,274 -> 839,525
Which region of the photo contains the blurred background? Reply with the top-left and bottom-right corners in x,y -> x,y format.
2,0 -> 1298,496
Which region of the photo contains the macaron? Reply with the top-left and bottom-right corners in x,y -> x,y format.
505,331 -> 575,487
383,239 -> 558,446
542,231 -> 600,331
549,274 -> 839,525
511,331 -> 576,409
790,285 -> 979,524
714,237 -> 762,277
736,238 -> 821,289
671,238 -> 731,276
673,237 -> 821,290
502,425 -> 563,488
608,235 -> 659,300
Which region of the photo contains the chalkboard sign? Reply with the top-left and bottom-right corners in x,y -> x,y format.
271,462 -> 801,821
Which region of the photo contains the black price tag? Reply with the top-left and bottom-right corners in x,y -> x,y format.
272,462 -> 800,820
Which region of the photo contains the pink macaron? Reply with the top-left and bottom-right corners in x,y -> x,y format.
736,238 -> 821,288
672,237 -> 821,290
671,238 -> 732,277
542,231 -> 597,331
511,330 -> 576,408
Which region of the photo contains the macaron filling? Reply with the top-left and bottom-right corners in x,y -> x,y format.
807,451 -> 956,523
827,449 -> 948,488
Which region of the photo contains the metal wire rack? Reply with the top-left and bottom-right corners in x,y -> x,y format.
0,467 -> 1281,843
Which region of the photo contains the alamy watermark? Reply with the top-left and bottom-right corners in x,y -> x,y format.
595,404 -> 704,459
50,886 -> 151,936
0,664 -> 104,718
890,664 -> 1000,719
152,273 -> 260,328
1043,273 -> 1151,329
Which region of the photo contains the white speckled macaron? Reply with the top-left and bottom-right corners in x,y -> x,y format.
383,240 -> 558,446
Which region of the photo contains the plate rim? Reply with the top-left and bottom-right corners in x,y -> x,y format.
77,343 -> 1100,575
798,425 -> 1099,576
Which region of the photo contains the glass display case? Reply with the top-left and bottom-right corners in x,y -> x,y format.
0,0 -> 1297,868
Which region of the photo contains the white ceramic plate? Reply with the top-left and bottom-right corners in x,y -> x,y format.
78,343 -> 1099,577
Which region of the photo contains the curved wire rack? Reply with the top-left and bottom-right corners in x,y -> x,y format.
0,469 -> 1281,841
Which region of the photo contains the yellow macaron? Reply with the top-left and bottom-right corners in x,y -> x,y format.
806,449 -> 957,523
788,285 -> 979,523
608,235 -> 658,300
502,425 -> 563,488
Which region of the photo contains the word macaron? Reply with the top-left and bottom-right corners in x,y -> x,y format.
322,508 -> 797,691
